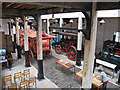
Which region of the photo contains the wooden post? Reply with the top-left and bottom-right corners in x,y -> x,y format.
82,2 -> 97,88
16,17 -> 21,59
76,15 -> 82,66
37,15 -> 44,80
24,16 -> 30,67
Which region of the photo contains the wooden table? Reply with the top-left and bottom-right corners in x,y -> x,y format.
56,60 -> 75,73
76,71 -> 103,90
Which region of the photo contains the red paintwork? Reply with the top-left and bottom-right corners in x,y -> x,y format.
115,50 -> 120,56
66,46 -> 77,61
19,29 -> 56,62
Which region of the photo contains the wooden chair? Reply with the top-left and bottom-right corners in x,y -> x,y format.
14,72 -> 22,85
8,85 -> 17,90
3,75 -> 12,88
19,80 -> 28,89
28,77 -> 36,88
22,69 -> 30,81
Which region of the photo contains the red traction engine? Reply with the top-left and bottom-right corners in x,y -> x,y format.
19,29 -> 56,62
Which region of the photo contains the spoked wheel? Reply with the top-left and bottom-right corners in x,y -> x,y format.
66,46 -> 77,61
55,45 -> 62,54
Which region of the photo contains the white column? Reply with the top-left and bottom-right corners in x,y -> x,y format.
10,18 -> 14,41
82,2 -> 97,88
16,18 -> 20,45
24,16 -> 29,51
47,18 -> 50,34
77,16 -> 82,50
60,15 -> 63,28
37,15 -> 43,60
13,26 -> 16,35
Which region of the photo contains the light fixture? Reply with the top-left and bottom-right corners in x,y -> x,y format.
99,19 -> 105,24
69,19 -> 73,23
43,20 -> 46,22
52,14 -> 55,20
52,9 -> 55,20
55,19 -> 58,23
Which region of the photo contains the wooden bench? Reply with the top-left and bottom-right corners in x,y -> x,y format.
76,70 -> 103,90
56,60 -> 75,73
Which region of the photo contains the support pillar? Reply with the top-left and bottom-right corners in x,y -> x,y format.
13,25 -> 17,48
16,17 -> 21,59
24,16 -> 30,67
10,18 -> 14,42
47,18 -> 50,34
37,15 -> 44,80
59,15 -> 63,41
76,16 -> 82,66
82,2 -> 97,88
10,18 -> 15,53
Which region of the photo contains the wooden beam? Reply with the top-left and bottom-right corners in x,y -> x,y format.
20,4 -> 31,9
82,2 -> 97,88
37,15 -> 44,80
37,15 -> 43,60
4,2 -> 14,8
27,5 -> 40,9
13,4 -> 23,8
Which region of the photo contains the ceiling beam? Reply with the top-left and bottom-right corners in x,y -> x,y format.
20,4 -> 31,9
16,2 -> 72,9
4,2 -> 14,8
27,5 -> 40,9
13,4 -> 23,8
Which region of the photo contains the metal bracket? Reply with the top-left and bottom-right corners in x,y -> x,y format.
33,15 -> 38,31
81,3 -> 92,40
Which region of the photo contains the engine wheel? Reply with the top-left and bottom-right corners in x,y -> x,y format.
55,45 -> 62,54
66,46 -> 77,61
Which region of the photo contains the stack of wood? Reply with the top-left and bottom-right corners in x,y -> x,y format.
0,32 -> 13,53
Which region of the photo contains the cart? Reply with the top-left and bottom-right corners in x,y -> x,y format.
19,29 -> 56,63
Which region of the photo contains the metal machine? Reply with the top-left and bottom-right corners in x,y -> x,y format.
102,32 -> 120,71
52,31 -> 84,61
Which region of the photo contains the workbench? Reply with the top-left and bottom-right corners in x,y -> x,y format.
76,70 -> 103,90
56,60 -> 75,73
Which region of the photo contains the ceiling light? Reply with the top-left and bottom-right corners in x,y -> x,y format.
99,19 -> 105,24
43,20 -> 46,22
52,14 -> 55,20
69,19 -> 73,23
